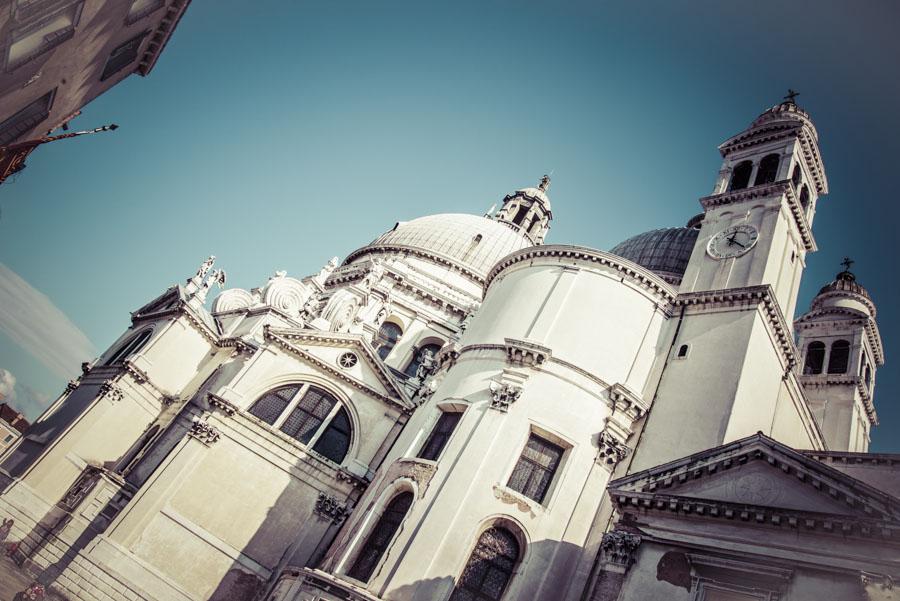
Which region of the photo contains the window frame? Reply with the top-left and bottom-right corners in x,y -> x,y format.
0,88 -> 56,146
448,525 -> 522,601
345,490 -> 414,583
374,321 -> 403,360
505,430 -> 567,505
826,339 -> 851,375
803,341 -> 826,375
417,409 -> 463,461
100,29 -> 150,81
4,1 -> 84,72
246,382 -> 354,464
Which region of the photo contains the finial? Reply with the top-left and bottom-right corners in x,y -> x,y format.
538,174 -> 551,193
841,256 -> 854,272
783,89 -> 800,104
484,203 -> 497,218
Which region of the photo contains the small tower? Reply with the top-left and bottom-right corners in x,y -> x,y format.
795,260 -> 884,451
494,175 -> 553,243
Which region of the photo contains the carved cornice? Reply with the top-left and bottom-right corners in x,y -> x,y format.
485,245 -> 676,306
264,328 -> 412,411
608,383 -> 649,421
137,0 -> 192,77
504,338 -> 552,367
699,180 -> 816,252
676,285 -> 798,369
207,393 -> 237,416
343,243 -> 488,285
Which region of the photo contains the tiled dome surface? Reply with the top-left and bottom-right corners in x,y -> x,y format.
364,213 -> 533,278
609,226 -> 699,284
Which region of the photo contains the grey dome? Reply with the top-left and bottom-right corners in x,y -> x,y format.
609,220 -> 700,285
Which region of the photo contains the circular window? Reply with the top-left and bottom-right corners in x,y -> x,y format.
338,352 -> 358,369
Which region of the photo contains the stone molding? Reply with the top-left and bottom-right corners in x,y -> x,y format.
596,430 -> 630,468
485,245 -> 676,306
504,338 -> 552,367
315,493 -> 351,524
492,484 -> 540,517
699,180 -> 816,252
207,393 -> 237,416
188,416 -> 220,445
381,458 -> 437,499
489,369 -> 528,412
599,530 -> 641,569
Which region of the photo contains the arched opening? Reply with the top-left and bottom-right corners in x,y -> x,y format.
803,341 -> 825,375
417,410 -> 463,461
827,340 -> 851,374
374,321 -> 403,360
248,384 -> 353,464
404,342 -> 443,378
791,164 -> 802,188
677,344 -> 689,358
728,161 -> 753,191
799,185 -> 810,210
106,328 -> 153,365
753,154 -> 780,186
449,527 -> 521,601
865,364 -> 872,390
511,205 -> 529,226
347,491 -> 414,582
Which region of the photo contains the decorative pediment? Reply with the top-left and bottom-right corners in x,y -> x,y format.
609,433 -> 900,531
264,327 -> 413,411
132,286 -> 184,319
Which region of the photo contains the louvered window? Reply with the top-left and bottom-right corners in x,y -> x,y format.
449,527 -> 520,601
347,492 -> 413,582
507,434 -> 563,503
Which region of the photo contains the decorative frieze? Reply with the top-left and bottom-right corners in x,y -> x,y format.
188,416 -> 221,445
315,493 -> 350,524
599,530 -> 641,569
597,430 -> 630,467
504,338 -> 552,367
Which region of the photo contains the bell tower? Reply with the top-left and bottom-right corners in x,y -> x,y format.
679,91 -> 827,319
795,260 -> 884,451
630,95 -> 831,471
494,174 -> 553,243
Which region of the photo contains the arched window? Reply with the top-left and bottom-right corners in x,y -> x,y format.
791,164 -> 802,188
449,527 -> 520,601
864,364 -> 872,390
374,322 -> 402,360
728,161 -> 753,191
404,343 -> 443,377
677,344 -> 689,358
248,384 -> 352,463
799,185 -> 810,210
803,341 -> 825,375
753,154 -> 780,186
827,340 -> 851,374
106,329 -> 153,365
347,491 -> 414,582
512,205 -> 528,226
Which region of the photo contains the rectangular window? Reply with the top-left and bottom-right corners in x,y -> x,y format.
126,0 -> 164,24
6,2 -> 83,71
100,30 -> 149,81
0,89 -> 55,146
417,411 -> 461,461
507,433 -> 564,503
3,434 -> 14,443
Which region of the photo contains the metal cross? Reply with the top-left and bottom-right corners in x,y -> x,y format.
784,89 -> 800,104
841,256 -> 854,271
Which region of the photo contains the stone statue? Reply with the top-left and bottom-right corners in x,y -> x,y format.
315,257 -> 340,285
196,255 -> 216,279
300,296 -> 320,322
361,260 -> 385,291
415,348 -> 437,381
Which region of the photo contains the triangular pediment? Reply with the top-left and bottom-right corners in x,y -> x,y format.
133,285 -> 185,318
610,433 -> 900,522
265,327 -> 413,411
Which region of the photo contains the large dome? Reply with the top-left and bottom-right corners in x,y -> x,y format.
348,213 -> 533,280
609,217 -> 701,285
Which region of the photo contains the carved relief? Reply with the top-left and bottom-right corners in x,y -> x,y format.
597,430 -> 629,467
99,380 -> 124,403
212,288 -> 254,313
262,272 -> 312,319
189,416 -> 221,445
315,493 -> 350,524
381,459 -> 438,499
489,382 -> 523,412
492,484 -> 537,517
600,530 -> 641,569
730,472 -> 782,506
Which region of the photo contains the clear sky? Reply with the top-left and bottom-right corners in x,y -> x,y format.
1,1 -> 898,451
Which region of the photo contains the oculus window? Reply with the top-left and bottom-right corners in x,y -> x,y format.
248,384 -> 352,463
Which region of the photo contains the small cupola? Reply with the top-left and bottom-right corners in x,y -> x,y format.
494,175 -> 553,244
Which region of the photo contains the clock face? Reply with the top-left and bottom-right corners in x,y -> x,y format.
707,224 -> 760,259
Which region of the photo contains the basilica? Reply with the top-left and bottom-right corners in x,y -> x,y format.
0,97 -> 896,601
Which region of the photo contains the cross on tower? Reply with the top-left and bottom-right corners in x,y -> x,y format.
784,89 -> 800,104
841,256 -> 855,271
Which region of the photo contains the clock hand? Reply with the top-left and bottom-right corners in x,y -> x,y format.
732,238 -> 746,248
726,233 -> 737,246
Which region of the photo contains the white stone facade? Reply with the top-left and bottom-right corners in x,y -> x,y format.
0,98 -> 895,601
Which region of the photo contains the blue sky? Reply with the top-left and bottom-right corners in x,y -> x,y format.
1,1 -> 898,450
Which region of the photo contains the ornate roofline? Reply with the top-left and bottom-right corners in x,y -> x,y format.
795,306 -> 884,366
137,0 -> 192,77
609,432 -> 900,522
699,180 -> 817,252
484,245 -> 677,305
264,327 -> 413,411
718,116 -> 827,195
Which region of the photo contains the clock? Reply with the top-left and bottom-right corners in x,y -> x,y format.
707,224 -> 759,259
